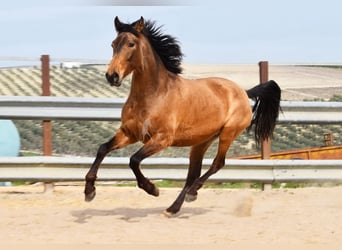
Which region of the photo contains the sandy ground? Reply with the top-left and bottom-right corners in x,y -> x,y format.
1,184 -> 342,247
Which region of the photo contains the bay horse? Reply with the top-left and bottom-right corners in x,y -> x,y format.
85,16 -> 281,216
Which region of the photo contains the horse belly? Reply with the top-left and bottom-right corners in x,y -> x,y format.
170,99 -> 227,146
171,124 -> 220,146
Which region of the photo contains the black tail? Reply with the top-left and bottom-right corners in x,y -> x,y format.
246,80 -> 281,143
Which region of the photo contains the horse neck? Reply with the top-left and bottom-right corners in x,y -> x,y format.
130,51 -> 170,100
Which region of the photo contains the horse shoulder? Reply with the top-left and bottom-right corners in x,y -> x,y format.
120,96 -> 176,143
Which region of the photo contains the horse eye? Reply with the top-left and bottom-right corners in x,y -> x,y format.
128,42 -> 135,48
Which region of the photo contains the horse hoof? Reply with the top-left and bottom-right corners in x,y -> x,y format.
162,210 -> 177,218
185,193 -> 197,202
139,181 -> 160,197
84,190 -> 96,202
151,185 -> 160,197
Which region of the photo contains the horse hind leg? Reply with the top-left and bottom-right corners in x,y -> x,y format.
186,126 -> 242,199
184,138 -> 216,203
164,138 -> 215,216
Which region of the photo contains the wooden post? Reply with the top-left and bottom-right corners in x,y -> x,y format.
259,61 -> 271,159
41,55 -> 52,156
323,133 -> 334,146
259,61 -> 272,190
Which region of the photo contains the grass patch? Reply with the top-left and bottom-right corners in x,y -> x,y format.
20,150 -> 42,156
4,180 -> 340,189
97,180 -> 259,189
11,181 -> 28,186
330,95 -> 342,102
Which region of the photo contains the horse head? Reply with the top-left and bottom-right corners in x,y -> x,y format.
105,16 -> 146,87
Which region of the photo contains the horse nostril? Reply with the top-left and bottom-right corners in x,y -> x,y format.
105,72 -> 116,82
105,72 -> 120,86
112,72 -> 119,82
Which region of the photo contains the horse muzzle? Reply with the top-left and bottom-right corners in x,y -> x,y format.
105,72 -> 122,87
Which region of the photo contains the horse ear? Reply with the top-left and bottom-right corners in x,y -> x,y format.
133,16 -> 145,33
114,16 -> 122,32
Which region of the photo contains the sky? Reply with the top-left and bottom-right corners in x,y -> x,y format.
0,0 -> 342,67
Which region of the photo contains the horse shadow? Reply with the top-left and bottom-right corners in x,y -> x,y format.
71,206 -> 210,224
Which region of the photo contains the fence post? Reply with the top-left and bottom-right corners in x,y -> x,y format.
259,61 -> 272,190
41,55 -> 54,192
41,55 -> 52,156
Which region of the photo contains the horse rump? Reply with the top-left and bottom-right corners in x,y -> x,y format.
246,80 -> 281,143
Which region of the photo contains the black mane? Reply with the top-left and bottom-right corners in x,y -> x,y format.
118,19 -> 183,74
143,20 -> 183,74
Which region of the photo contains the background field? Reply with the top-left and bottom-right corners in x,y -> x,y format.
0,64 -> 341,157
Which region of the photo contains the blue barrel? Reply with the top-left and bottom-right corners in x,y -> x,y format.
0,120 -> 20,157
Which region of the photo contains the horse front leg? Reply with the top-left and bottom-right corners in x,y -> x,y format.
129,135 -> 171,197
85,129 -> 135,202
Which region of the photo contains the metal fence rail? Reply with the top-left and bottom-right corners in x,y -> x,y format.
0,96 -> 124,121
1,96 -> 342,123
0,96 -> 341,184
1,157 -> 342,184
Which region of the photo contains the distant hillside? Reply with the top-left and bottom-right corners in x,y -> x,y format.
0,65 -> 130,97
0,65 -> 341,157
